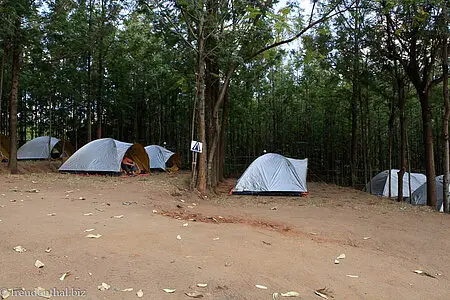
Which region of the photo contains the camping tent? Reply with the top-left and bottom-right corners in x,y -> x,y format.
144,145 -> 181,171
365,169 -> 426,198
17,136 -> 74,160
59,138 -> 150,174
411,175 -> 446,212
0,134 -> 10,161
231,153 -> 308,195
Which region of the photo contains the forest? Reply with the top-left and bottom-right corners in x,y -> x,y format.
0,0 -> 448,209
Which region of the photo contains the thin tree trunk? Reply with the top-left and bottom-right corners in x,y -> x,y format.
9,30 -> 20,174
406,120 -> 412,200
218,85 -> 229,182
419,92 -> 437,208
196,12 -> 207,195
87,0 -> 93,142
398,77 -> 406,202
442,3 -> 449,213
388,98 -> 395,198
0,45 -> 5,153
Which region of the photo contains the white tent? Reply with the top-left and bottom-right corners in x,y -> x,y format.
145,145 -> 178,171
17,136 -> 61,160
412,175 -> 446,212
59,138 -> 150,173
232,153 -> 308,195
365,169 -> 426,198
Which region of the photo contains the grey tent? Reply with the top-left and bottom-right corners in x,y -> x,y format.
17,136 -> 73,160
231,153 -> 308,195
365,169 -> 426,198
145,145 -> 181,171
59,138 -> 150,174
411,175 -> 446,212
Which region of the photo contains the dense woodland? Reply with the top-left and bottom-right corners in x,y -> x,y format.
0,0 -> 448,209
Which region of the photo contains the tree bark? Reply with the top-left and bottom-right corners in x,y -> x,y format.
419,91 -> 437,208
397,77 -> 406,202
0,45 -> 5,152
196,13 -> 207,195
442,1 -> 449,213
9,30 -> 20,174
350,0 -> 360,187
87,0 -> 93,142
218,85 -> 229,182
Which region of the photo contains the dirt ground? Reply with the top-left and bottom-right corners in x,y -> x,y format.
0,162 -> 449,299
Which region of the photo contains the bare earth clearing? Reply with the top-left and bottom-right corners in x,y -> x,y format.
0,163 -> 449,299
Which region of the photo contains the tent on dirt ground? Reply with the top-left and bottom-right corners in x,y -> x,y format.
365,169 -> 426,198
411,175 -> 446,212
17,136 -> 74,160
231,153 -> 308,196
144,145 -> 181,171
0,134 -> 10,161
59,138 -> 150,174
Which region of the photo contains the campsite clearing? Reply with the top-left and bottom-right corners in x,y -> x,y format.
0,169 -> 449,299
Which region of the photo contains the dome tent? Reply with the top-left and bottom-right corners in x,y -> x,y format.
59,138 -> 150,174
17,136 -> 74,160
144,145 -> 181,171
365,169 -> 426,198
231,153 -> 308,196
411,175 -> 446,212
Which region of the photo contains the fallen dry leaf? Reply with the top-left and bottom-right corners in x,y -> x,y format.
152,210 -> 157,213
59,272 -> 70,281
176,235 -> 181,240
13,246 -> 26,253
346,275 -> 359,278
162,288 -> 176,293
281,291 -> 300,297
185,291 -> 203,298
413,270 -> 436,278
334,259 -> 340,264
136,289 -> 144,298
196,283 -> 207,288
45,247 -> 52,253
183,223 -> 189,227
83,213 -> 93,216
98,283 -> 111,291
85,234 -> 102,239
121,288 -> 133,292
337,254 -> 346,259
84,229 -> 95,232
1,288 -> 11,299
112,215 -> 123,219
255,284 -> 268,289
363,237 -> 371,240
35,260 -> 45,268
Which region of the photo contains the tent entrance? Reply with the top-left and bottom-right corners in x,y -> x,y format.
121,144 -> 150,174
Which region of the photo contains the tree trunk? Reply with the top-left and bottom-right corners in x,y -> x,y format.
388,99 -> 394,198
9,32 -> 20,174
87,0 -> 93,142
0,45 -> 5,153
350,0 -> 360,187
397,78 -> 406,202
442,3 -> 449,213
218,85 -> 229,182
196,14 -> 207,195
419,91 -> 437,208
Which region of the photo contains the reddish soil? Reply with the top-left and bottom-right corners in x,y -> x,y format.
0,162 -> 449,299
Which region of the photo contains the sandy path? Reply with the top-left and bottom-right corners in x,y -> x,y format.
0,170 -> 449,299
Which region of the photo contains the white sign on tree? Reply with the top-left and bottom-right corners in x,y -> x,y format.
190,141 -> 203,153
